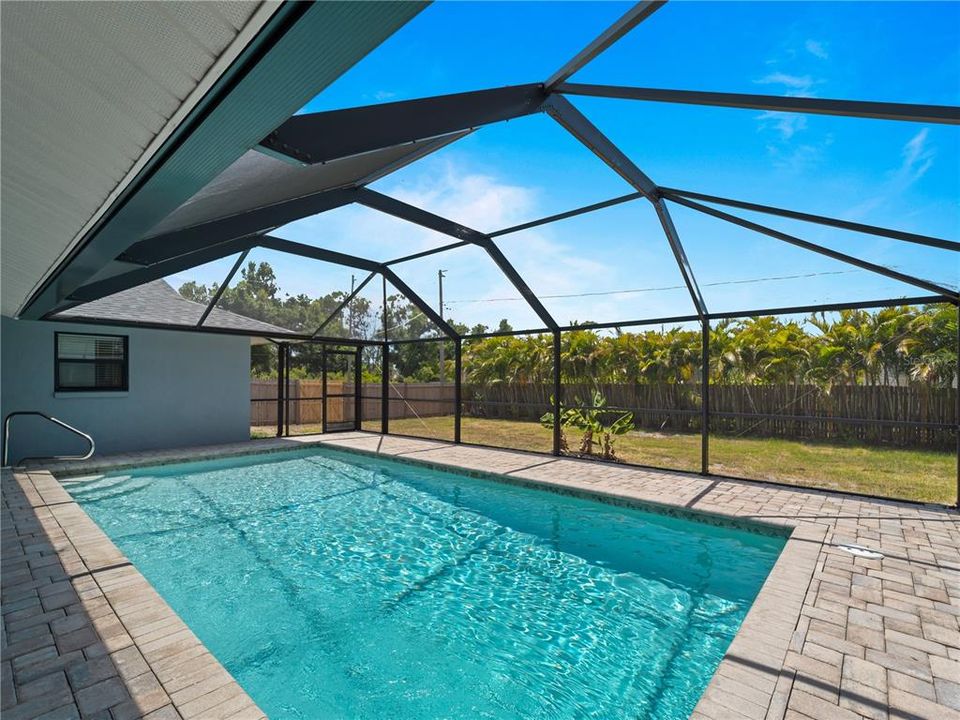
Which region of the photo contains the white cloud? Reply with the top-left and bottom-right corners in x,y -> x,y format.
757,111 -> 808,140
804,39 -> 829,60
755,72 -> 818,97
845,128 -> 936,220
387,158 -> 536,231
898,128 -> 935,185
764,142 -> 823,174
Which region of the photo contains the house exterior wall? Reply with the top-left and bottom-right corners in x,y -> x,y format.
1,317 -> 251,464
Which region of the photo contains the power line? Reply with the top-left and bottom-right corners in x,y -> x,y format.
444,269 -> 861,305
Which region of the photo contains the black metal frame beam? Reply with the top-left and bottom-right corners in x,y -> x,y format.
489,191 -> 644,238
700,319 -> 709,475
380,266 -> 459,339
260,84 -> 548,164
660,187 -> 959,252
258,235 -> 380,272
542,94 -> 707,318
451,295 -> 951,339
63,235 -> 259,306
454,339 -> 463,443
542,95 -> 658,199
276,343 -> 286,437
552,330 -> 562,455
122,188 -> 357,266
545,1 -> 666,90
356,188 -> 486,242
381,186 -> 646,262
668,196 -> 959,302
556,84 -> 960,125
256,235 -> 458,338
653,198 -> 708,317
357,188 -> 559,331
312,271 -> 377,337
384,240 -> 472,267
197,249 -> 250,327
479,238 -> 560,331
706,295 -> 951,320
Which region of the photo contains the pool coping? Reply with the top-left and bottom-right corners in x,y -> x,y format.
5,432 -> 959,720
2,467 -> 267,720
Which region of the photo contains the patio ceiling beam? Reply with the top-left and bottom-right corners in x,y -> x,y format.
450,295 -> 952,339
542,95 -> 657,199
556,84 -> 960,125
356,189 -> 559,331
256,234 -> 458,338
653,199 -> 708,317
380,267 -> 459,339
312,270 -> 377,337
384,240 -> 472,267
659,187 -> 959,252
543,94 -> 707,317
197,248 -> 250,328
55,314 -> 376,346
258,235 -> 381,273
260,84 -> 548,165
669,195 -> 960,302
121,188 -> 358,266
544,1 -> 667,90
489,191 -> 644,238
707,295 -> 953,321
64,236 -> 259,305
356,188 -> 486,242
480,239 -> 560,331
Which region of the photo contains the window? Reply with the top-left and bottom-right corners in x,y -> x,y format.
55,333 -> 128,392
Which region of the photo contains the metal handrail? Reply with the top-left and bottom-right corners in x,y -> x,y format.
2,411 -> 95,468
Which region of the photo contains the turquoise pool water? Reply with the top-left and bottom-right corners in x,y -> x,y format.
67,448 -> 784,719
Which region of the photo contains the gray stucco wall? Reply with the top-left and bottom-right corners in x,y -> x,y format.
1,317 -> 251,463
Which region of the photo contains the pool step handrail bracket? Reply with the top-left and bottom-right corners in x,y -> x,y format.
2,411 -> 95,468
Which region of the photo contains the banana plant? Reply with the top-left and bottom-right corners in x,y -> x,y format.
540,390 -> 634,461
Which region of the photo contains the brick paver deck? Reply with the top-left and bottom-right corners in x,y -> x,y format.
4,432 -> 959,719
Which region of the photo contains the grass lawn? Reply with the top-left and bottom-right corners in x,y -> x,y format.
253,416 -> 956,505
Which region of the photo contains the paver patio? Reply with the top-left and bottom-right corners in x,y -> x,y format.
3,432 -> 959,719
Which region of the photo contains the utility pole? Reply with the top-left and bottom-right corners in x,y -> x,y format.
438,269 -> 446,384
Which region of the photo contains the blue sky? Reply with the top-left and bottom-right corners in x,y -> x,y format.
171,1 -> 958,332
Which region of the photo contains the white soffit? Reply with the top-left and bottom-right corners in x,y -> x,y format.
0,1 -> 280,316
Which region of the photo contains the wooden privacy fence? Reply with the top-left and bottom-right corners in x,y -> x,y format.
251,381 -> 456,426
252,380 -> 956,448
464,383 -> 956,449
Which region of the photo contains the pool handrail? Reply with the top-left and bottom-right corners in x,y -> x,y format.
2,411 -> 95,468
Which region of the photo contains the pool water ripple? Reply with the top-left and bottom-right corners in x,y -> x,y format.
68,448 -> 784,720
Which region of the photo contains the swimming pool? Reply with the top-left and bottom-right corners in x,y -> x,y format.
66,448 -> 785,719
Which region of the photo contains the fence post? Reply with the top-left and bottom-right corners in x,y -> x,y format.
553,330 -> 562,456
701,319 -> 710,475
955,313 -> 959,507
381,342 -> 389,435
454,339 -> 462,443
275,343 -> 285,437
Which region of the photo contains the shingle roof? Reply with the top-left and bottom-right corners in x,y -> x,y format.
54,279 -> 291,337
